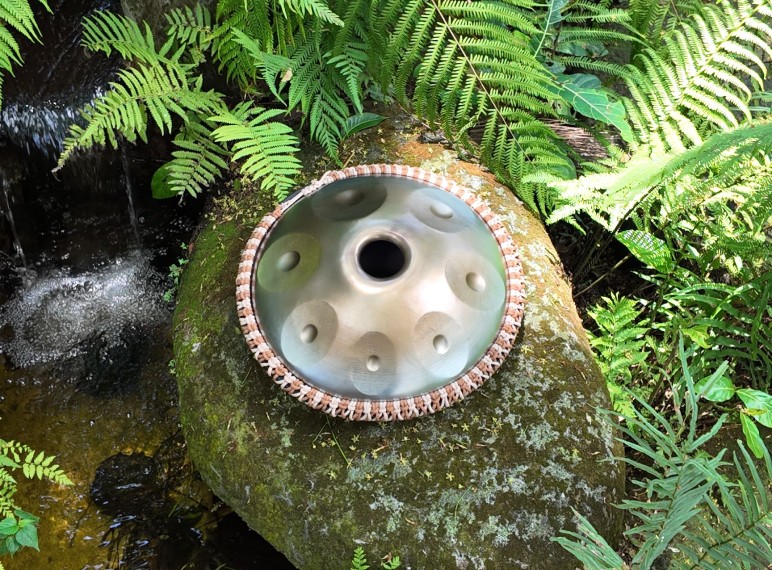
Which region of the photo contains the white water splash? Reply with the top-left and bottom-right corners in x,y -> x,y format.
0,255 -> 168,368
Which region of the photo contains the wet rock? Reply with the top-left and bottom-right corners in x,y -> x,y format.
173,112 -> 625,569
91,453 -> 164,517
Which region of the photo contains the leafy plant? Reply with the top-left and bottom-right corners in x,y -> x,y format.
373,0 -> 573,205
0,0 -> 50,109
623,0 -> 772,153
587,294 -> 650,416
554,341 -> 772,570
350,546 -> 401,570
0,438 -> 73,565
56,9 -> 301,200
162,243 -> 189,303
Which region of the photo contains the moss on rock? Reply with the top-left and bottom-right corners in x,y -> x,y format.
173,115 -> 624,569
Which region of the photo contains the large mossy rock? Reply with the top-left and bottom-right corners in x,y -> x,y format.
173,114 -> 624,569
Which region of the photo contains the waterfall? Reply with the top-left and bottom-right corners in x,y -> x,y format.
0,175 -> 28,274
122,147 -> 142,250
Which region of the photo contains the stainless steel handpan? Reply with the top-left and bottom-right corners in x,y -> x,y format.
236,165 -> 525,421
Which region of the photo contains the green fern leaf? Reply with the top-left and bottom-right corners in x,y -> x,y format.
57,61 -> 224,168
210,102 -> 301,199
350,546 -> 370,570
376,0 -> 573,204
162,118 -> 229,198
0,0 -> 50,108
279,0 -> 342,27
165,4 -> 214,52
624,1 -> 772,150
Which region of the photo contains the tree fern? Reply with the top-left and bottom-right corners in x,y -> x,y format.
0,0 -> 49,108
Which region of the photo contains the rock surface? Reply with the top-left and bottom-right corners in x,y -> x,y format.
173,113 -> 624,569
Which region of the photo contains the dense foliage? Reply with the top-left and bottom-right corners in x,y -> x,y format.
4,0 -> 771,567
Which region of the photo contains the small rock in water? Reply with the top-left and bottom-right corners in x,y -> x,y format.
91,453 -> 164,518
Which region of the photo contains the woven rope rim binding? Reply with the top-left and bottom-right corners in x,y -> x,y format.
236,164 -> 525,421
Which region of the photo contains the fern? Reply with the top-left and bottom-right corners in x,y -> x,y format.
374,0 -> 574,198
210,102 -> 301,199
351,547 -> 370,570
587,294 -> 651,415
350,546 -> 401,570
624,0 -> 772,151
546,123 -> 772,230
555,341 -> 772,570
163,118 -> 229,198
56,61 -> 223,167
57,9 -> 302,200
215,0 -> 366,160
0,0 -> 49,108
165,3 -> 215,61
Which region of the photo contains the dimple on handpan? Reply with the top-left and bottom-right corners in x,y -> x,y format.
236,164 -> 525,421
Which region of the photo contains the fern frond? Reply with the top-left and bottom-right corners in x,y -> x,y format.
350,546 -> 370,570
0,0 -> 42,43
674,440 -> 771,569
326,40 -> 367,113
0,0 -> 49,108
279,0 -> 342,27
377,0 -> 573,196
210,102 -> 301,199
552,508 -> 627,569
546,123 -> 772,229
164,117 -> 229,198
165,4 -> 214,53
56,62 -> 224,167
81,10 -> 166,64
624,1 -> 772,150
214,0 -> 277,86
588,293 -> 651,412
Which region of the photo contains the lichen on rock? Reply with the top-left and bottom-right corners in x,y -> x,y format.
173,113 -> 624,569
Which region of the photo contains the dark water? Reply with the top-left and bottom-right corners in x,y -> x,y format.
0,2 -> 293,568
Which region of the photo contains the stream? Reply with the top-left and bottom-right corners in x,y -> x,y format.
0,2 -> 293,568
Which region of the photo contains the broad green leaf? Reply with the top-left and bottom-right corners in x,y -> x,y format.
682,325 -> 711,349
737,389 -> 772,428
15,521 -> 39,551
532,0 -> 568,57
14,509 -> 39,523
740,413 -> 765,459
5,534 -> 20,555
695,375 -> 735,402
0,517 -> 18,536
551,73 -> 634,142
616,230 -> 675,273
151,163 -> 178,199
342,113 -> 386,138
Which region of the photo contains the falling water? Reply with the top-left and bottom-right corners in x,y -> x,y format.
122,146 -> 142,249
0,175 -> 28,273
